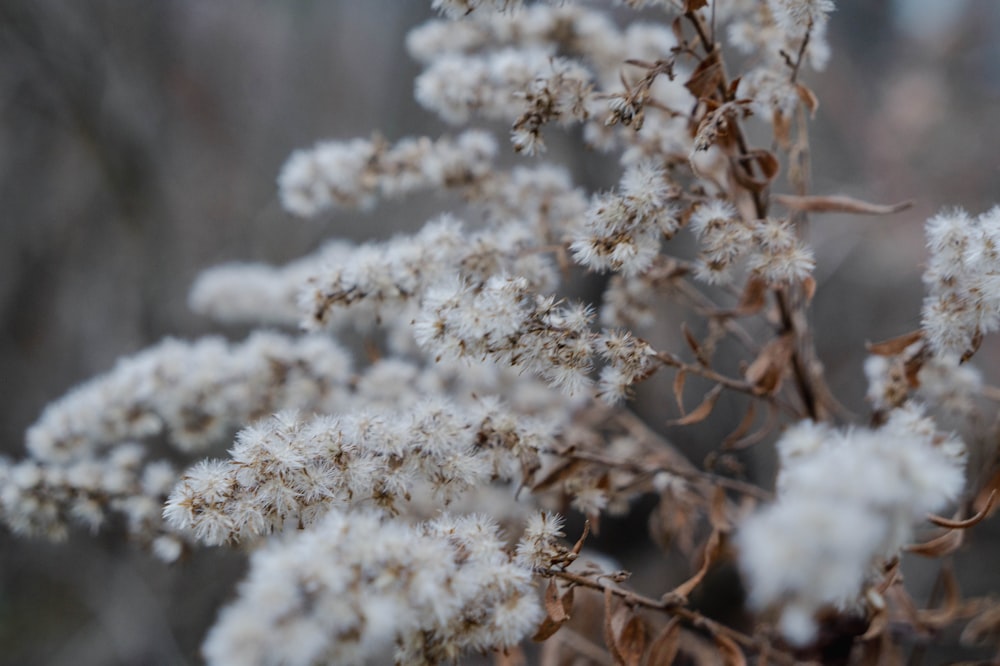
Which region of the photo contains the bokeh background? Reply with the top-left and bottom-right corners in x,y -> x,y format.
2,1 -> 999,664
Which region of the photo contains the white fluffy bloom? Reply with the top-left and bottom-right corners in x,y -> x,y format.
571,162 -> 677,276
738,405 -> 965,645
278,132 -> 497,218
922,206 -> 1000,357
203,508 -> 542,666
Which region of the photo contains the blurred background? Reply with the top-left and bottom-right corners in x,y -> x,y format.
1,1 -> 999,663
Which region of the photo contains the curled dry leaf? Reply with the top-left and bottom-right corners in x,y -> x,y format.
915,566 -> 961,631
669,528 -> 722,601
928,490 -> 997,529
714,633 -> 747,666
682,322 -> 711,366
673,370 -> 688,415
611,609 -> 646,666
737,276 -> 768,315
865,330 -> 924,357
744,333 -> 795,395
532,580 -> 576,641
646,619 -> 681,666
685,49 -> 723,101
961,603 -> 1000,646
667,383 -> 723,426
773,193 -> 912,215
904,527 -> 963,558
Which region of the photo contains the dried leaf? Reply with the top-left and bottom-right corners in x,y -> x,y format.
571,521 -> 591,558
532,615 -> 566,642
673,370 -> 688,415
684,0 -> 708,11
905,527 -> 963,558
772,108 -> 791,150
613,611 -> 646,666
544,579 -> 570,623
744,333 -> 794,395
801,274 -> 817,302
916,566 -> 960,630
604,588 -> 623,665
714,633 -> 747,666
974,472 -> 1000,516
722,402 -> 756,449
731,150 -> 780,193
682,322 -> 710,366
646,619 -> 681,666
737,276 -> 768,315
795,83 -> 819,115
774,193 -> 912,215
531,458 -> 587,493
670,528 -> 722,600
724,402 -> 778,450
961,603 -> 1000,645
865,330 -> 923,356
928,490 -> 997,529
666,384 -> 723,426
685,50 -> 723,101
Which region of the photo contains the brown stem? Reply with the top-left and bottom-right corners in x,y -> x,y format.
548,569 -> 796,664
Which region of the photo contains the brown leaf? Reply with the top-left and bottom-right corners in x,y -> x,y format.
571,521 -> 590,558
928,490 -> 997,529
795,83 -> 819,115
685,50 -> 723,101
604,588 -> 623,665
646,619 -> 681,666
531,458 -> 587,493
801,274 -> 817,302
744,333 -> 795,396
723,402 -> 756,450
774,193 -> 912,216
684,0 -> 708,11
916,566 -> 960,630
714,633 -> 747,666
974,471 -> 1000,516
614,612 -> 647,666
670,528 -> 722,600
865,330 -> 924,357
905,528 -> 963,558
682,322 -> 710,366
725,402 -> 778,451
673,370 -> 688,415
666,384 -> 723,426
961,603 -> 1000,645
544,579 -> 570,623
532,615 -> 567,643
772,108 -> 791,150
737,276 -> 768,315
731,150 -> 780,194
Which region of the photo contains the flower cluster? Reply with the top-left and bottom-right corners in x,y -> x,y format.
164,396 -> 551,546
1,332 -> 351,549
278,131 -> 497,218
414,275 -> 596,395
737,404 -> 966,645
570,161 -> 679,276
202,508 -> 562,666
921,206 -> 1000,358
